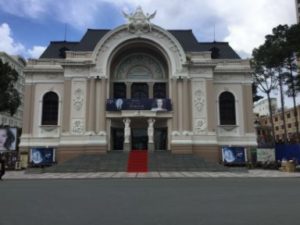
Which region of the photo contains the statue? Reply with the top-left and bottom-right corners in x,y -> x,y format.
123,6 -> 156,33
147,118 -> 155,143
123,118 -> 131,143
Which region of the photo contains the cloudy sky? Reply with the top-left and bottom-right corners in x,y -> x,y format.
0,0 -> 297,59
0,0 -> 298,106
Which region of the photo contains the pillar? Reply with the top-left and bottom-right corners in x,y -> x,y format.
147,118 -> 155,151
123,118 -> 131,151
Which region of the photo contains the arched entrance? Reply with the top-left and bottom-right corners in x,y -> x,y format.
107,41 -> 171,151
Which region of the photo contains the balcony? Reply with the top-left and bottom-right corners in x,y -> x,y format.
106,98 -> 172,112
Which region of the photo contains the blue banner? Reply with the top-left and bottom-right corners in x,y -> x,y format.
222,146 -> 246,164
30,148 -> 55,165
275,144 -> 300,162
106,98 -> 172,111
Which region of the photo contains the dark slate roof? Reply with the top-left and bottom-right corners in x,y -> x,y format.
197,42 -> 241,59
76,29 -> 110,51
40,41 -> 79,58
40,29 -> 240,59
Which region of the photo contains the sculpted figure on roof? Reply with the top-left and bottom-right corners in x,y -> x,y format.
123,6 -> 156,33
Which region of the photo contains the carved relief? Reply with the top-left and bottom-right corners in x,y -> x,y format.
72,120 -> 84,135
73,88 -> 84,111
123,6 -> 156,33
194,119 -> 207,134
193,90 -> 205,113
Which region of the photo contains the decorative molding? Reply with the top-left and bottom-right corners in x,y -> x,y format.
193,90 -> 205,113
71,119 -> 84,135
123,6 -> 156,33
194,119 -> 207,134
73,88 -> 84,111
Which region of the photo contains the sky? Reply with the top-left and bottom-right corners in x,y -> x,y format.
0,0 -> 299,107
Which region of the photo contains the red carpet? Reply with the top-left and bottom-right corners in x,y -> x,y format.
127,150 -> 148,172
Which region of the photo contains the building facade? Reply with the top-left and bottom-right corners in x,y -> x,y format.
0,52 -> 26,128
257,106 -> 300,143
20,8 -> 256,163
253,98 -> 277,116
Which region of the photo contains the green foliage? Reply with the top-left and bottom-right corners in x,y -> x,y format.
0,59 -> 21,116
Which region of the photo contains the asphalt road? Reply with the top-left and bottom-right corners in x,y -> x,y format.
0,178 -> 300,225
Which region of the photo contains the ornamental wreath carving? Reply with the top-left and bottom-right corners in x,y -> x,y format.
194,90 -> 205,112
72,120 -> 84,135
194,119 -> 206,134
73,88 -> 84,111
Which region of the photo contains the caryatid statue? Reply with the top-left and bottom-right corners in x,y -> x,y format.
123,118 -> 131,143
147,118 -> 155,143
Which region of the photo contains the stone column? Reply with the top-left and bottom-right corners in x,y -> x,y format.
126,82 -> 132,99
87,78 -> 96,133
171,78 -> 178,131
183,78 -> 190,131
95,78 -> 101,133
123,118 -> 131,152
147,118 -> 155,151
177,78 -> 183,132
149,82 -> 154,99
99,79 -> 106,132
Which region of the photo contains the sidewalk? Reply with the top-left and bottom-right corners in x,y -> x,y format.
3,169 -> 300,180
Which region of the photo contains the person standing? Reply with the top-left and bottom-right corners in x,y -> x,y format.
0,153 -> 5,180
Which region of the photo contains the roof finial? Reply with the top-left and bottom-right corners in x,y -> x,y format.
122,6 -> 156,33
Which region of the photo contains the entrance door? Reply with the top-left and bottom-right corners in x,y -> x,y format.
154,128 -> 167,150
131,128 -> 148,150
111,128 -> 124,150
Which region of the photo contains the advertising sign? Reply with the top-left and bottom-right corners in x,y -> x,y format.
30,148 -> 55,166
106,98 -> 172,111
256,148 -> 275,162
0,127 -> 17,151
222,146 -> 246,164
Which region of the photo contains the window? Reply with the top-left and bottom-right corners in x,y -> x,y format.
275,117 -> 278,122
219,91 -> 236,125
287,113 -> 290,118
131,83 -> 148,99
153,83 -> 166,98
276,126 -> 279,131
113,83 -> 126,99
41,92 -> 59,125
288,123 -> 292,128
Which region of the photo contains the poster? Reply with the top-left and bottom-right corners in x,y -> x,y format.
30,148 -> 55,165
222,146 -> 246,164
256,148 -> 275,162
0,127 -> 17,151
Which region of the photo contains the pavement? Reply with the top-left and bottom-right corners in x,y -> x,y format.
2,169 -> 300,179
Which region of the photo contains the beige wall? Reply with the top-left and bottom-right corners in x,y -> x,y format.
62,79 -> 71,132
206,79 -> 216,132
243,84 -> 255,133
22,84 -> 35,134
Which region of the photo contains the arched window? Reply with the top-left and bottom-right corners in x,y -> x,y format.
219,91 -> 236,125
41,92 -> 59,125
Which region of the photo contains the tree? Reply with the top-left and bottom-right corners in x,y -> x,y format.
252,44 -> 278,145
0,59 -> 21,116
252,82 -> 263,103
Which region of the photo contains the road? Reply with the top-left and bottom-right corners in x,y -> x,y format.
1,178 -> 300,225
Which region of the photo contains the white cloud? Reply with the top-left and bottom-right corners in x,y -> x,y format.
0,23 -> 25,55
0,23 -> 46,59
28,46 -> 46,59
0,0 -> 297,57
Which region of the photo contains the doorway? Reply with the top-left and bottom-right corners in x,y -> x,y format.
131,128 -> 148,150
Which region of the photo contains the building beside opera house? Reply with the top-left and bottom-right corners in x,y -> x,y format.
20,7 -> 256,163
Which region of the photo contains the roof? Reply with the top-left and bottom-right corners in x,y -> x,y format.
40,29 -> 240,59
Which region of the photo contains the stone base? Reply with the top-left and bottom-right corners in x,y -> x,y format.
56,145 -> 107,163
148,143 -> 154,152
123,143 -> 131,152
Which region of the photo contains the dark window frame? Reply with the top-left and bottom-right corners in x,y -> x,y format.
41,91 -> 59,125
219,91 -> 236,125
